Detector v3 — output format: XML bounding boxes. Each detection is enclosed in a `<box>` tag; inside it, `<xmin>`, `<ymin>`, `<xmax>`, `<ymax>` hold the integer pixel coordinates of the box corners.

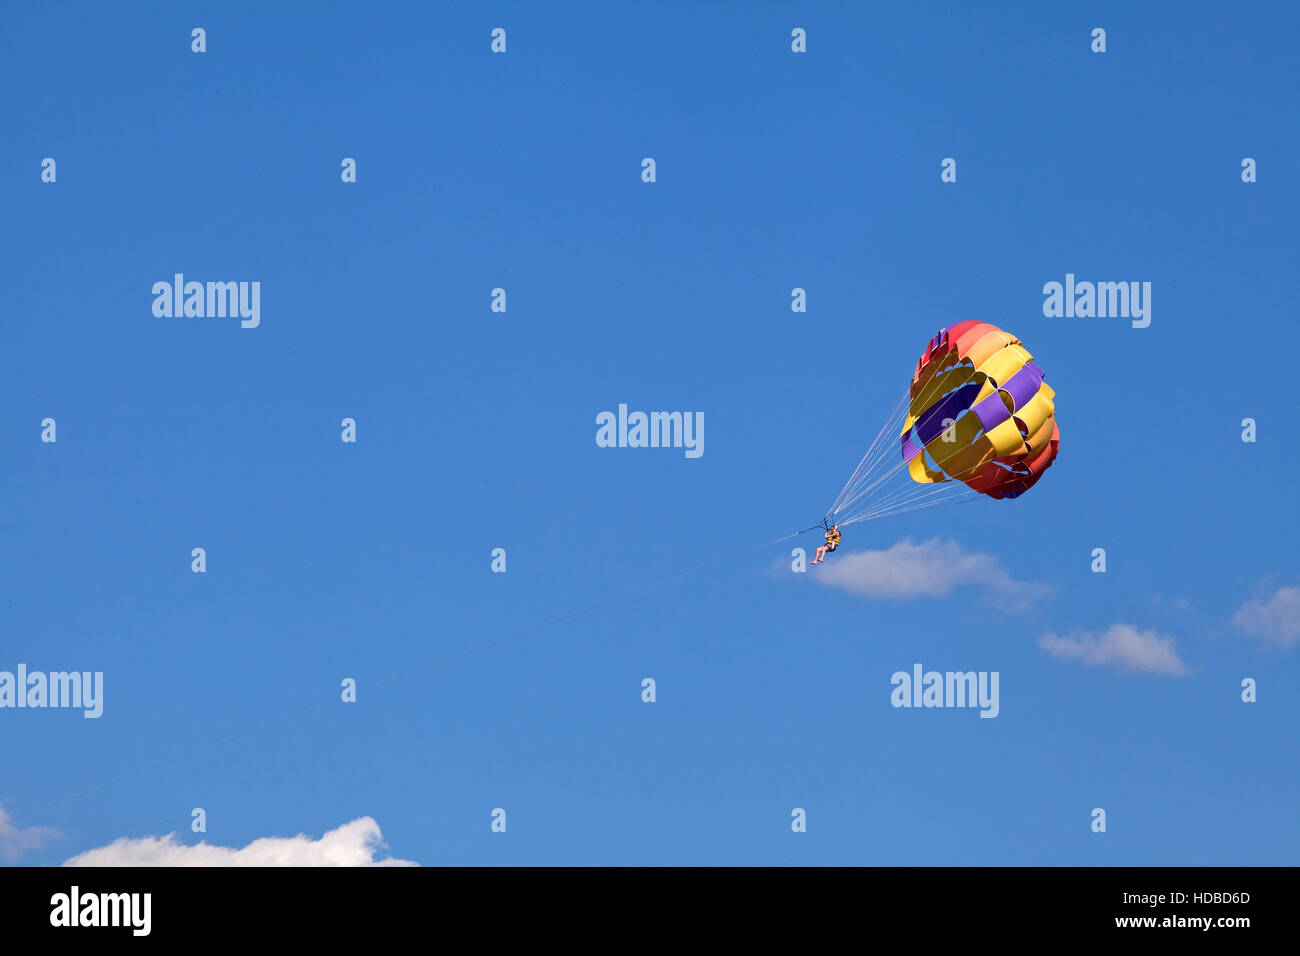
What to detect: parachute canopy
<box><xmin>828</xmin><ymin>322</ymin><xmax>1060</xmax><ymax>526</ymax></box>
<box><xmin>903</xmin><ymin>321</ymin><xmax>1060</xmax><ymax>499</ymax></box>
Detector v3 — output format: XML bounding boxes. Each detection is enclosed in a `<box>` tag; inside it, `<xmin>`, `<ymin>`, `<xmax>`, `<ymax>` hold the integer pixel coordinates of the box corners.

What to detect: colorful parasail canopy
<box><xmin>901</xmin><ymin>321</ymin><xmax>1060</xmax><ymax>500</ymax></box>
<box><xmin>826</xmin><ymin>322</ymin><xmax>1060</xmax><ymax>526</ymax></box>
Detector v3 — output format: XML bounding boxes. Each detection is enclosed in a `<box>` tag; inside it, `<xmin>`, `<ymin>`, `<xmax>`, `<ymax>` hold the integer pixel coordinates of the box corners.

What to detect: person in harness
<box><xmin>811</xmin><ymin>524</ymin><xmax>841</xmax><ymax>565</ymax></box>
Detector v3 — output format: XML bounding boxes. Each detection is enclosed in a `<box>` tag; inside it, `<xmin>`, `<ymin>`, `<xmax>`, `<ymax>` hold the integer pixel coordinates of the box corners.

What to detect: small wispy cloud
<box><xmin>1146</xmin><ymin>593</ymin><xmax>1196</xmax><ymax>615</ymax></box>
<box><xmin>1038</xmin><ymin>623</ymin><xmax>1190</xmax><ymax>676</ymax></box>
<box><xmin>0</xmin><ymin>804</ymin><xmax>60</xmax><ymax>862</ymax></box>
<box><xmin>811</xmin><ymin>537</ymin><xmax>1053</xmax><ymax>610</ymax></box>
<box><xmin>1232</xmin><ymin>585</ymin><xmax>1300</xmax><ymax>649</ymax></box>
<box><xmin>63</xmin><ymin>816</ymin><xmax>417</xmax><ymax>867</ymax></box>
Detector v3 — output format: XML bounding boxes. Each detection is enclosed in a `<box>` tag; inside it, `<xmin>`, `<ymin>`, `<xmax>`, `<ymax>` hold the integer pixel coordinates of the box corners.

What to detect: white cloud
<box><xmin>1232</xmin><ymin>586</ymin><xmax>1300</xmax><ymax>649</ymax></box>
<box><xmin>63</xmin><ymin>816</ymin><xmax>417</xmax><ymax>867</ymax></box>
<box><xmin>1038</xmin><ymin>623</ymin><xmax>1189</xmax><ymax>676</ymax></box>
<box><xmin>1147</xmin><ymin>593</ymin><xmax>1196</xmax><ymax>614</ymax></box>
<box><xmin>0</xmin><ymin>804</ymin><xmax>59</xmax><ymax>862</ymax></box>
<box><xmin>812</xmin><ymin>537</ymin><xmax>1052</xmax><ymax>609</ymax></box>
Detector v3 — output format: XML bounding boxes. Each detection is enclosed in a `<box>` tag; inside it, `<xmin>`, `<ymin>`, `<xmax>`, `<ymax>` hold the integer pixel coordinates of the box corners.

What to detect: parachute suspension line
<box><xmin>841</xmin><ymin>389</ymin><xmax>908</xmax><ymax>497</ymax></box>
<box><xmin>837</xmin><ymin>405</ymin><xmax>968</xmax><ymax>516</ymax></box>
<box><xmin>827</xmin><ymin>389</ymin><xmax>909</xmax><ymax>517</ymax></box>
<box><xmin>835</xmin><ymin>443</ymin><xmax>913</xmax><ymax>513</ymax></box>
<box><xmin>840</xmin><ymin>480</ymin><xmax>979</xmax><ymax>526</ymax></box>
<box><xmin>843</xmin><ymin>488</ymin><xmax>983</xmax><ymax>526</ymax></box>
<box><xmin>830</xmin><ymin>356</ymin><xmax>996</xmax><ymax>525</ymax></box>
<box><xmin>839</xmin><ymin>416</ymin><xmax>992</xmax><ymax>522</ymax></box>
<box><xmin>864</xmin><ymin>350</ymin><xmax>1053</xmax><ymax>517</ymax></box>
<box><xmin>826</xmin><ymin>321</ymin><xmax>1059</xmax><ymax>528</ymax></box>
<box><xmin>835</xmin><ymin>469</ymin><xmax>963</xmax><ymax>526</ymax></box>
<box><xmin>844</xmin><ymin>417</ymin><xmax>991</xmax><ymax>516</ymax></box>
<box><xmin>829</xmin><ymin>392</ymin><xmax>911</xmax><ymax>519</ymax></box>
<box><xmin>854</xmin><ymin>475</ymin><xmax>959</xmax><ymax>518</ymax></box>
<box><xmin>832</xmin><ymin>357</ymin><xmax>989</xmax><ymax>518</ymax></box>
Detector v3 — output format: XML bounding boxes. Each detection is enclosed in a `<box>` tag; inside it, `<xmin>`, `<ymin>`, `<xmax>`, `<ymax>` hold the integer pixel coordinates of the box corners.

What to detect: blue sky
<box><xmin>2</xmin><ymin>1</ymin><xmax>1297</xmax><ymax>866</ymax></box>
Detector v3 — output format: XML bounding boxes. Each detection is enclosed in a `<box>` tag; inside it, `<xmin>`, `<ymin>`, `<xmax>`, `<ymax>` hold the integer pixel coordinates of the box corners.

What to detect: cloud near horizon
<box><xmin>0</xmin><ymin>804</ymin><xmax>59</xmax><ymax>862</ymax></box>
<box><xmin>1038</xmin><ymin>623</ymin><xmax>1190</xmax><ymax>676</ymax></box>
<box><xmin>1232</xmin><ymin>585</ymin><xmax>1300</xmax><ymax>649</ymax></box>
<box><xmin>811</xmin><ymin>537</ymin><xmax>1052</xmax><ymax>610</ymax></box>
<box><xmin>63</xmin><ymin>816</ymin><xmax>417</xmax><ymax>867</ymax></box>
